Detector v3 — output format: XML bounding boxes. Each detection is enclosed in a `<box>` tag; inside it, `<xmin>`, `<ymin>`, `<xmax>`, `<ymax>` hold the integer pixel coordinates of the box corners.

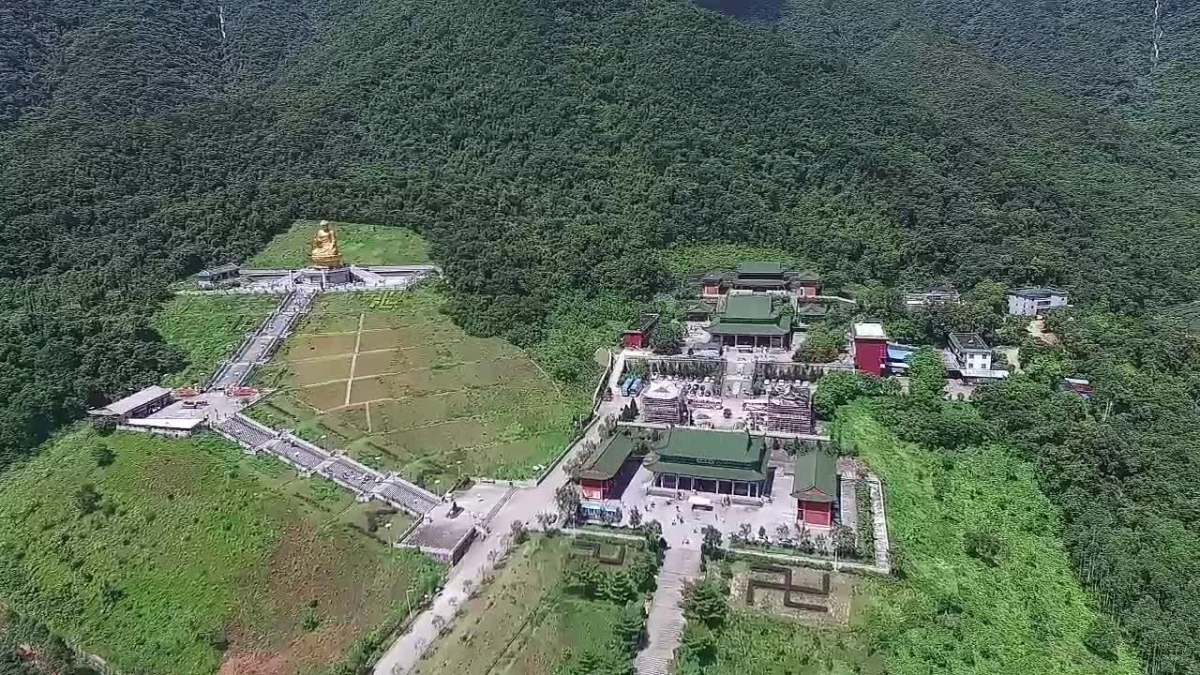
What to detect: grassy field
<box><xmin>0</xmin><ymin>428</ymin><xmax>442</xmax><ymax>675</ymax></box>
<box><xmin>154</xmin><ymin>293</ymin><xmax>279</xmax><ymax>388</ymax></box>
<box><xmin>678</xmin><ymin>405</ymin><xmax>1140</xmax><ymax>675</ymax></box>
<box><xmin>249</xmin><ymin>220</ymin><xmax>430</xmax><ymax>269</ymax></box>
<box><xmin>413</xmin><ymin>537</ymin><xmax>634</xmax><ymax>675</ymax></box>
<box><xmin>249</xmin><ymin>289</ymin><xmax>590</xmax><ymax>490</ymax></box>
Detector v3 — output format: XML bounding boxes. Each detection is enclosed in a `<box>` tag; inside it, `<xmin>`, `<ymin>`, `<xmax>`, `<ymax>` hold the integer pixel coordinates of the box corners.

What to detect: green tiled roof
<box><xmin>732</xmin><ymin>278</ymin><xmax>788</xmax><ymax>289</ymax></box>
<box><xmin>584</xmin><ymin>428</ymin><xmax>771</xmax><ymax>483</ymax></box>
<box><xmin>683</xmin><ymin>299</ymin><xmax>716</xmax><ymax>316</ymax></box>
<box><xmin>707</xmin><ymin>318</ymin><xmax>792</xmax><ymax>336</ymax></box>
<box><xmin>710</xmin><ymin>295</ymin><xmax>792</xmax><ymax>336</ymax></box>
<box><xmin>795</xmin><ymin>302</ymin><xmax>828</xmax><ymax>317</ymax></box>
<box><xmin>579</xmin><ymin>433</ymin><xmax>640</xmax><ymax>481</ymax></box>
<box><xmin>660</xmin><ymin>428</ymin><xmax>763</xmax><ymax>461</ymax></box>
<box><xmin>646</xmin><ymin>458</ymin><xmax>769</xmax><ymax>482</ymax></box>
<box><xmin>722</xmin><ymin>294</ymin><xmax>777</xmax><ymax>320</ymax></box>
<box><xmin>792</xmin><ymin>450</ymin><xmax>838</xmax><ymax>502</ymax></box>
<box><xmin>645</xmin><ymin>429</ymin><xmax>770</xmax><ymax>482</ymax></box>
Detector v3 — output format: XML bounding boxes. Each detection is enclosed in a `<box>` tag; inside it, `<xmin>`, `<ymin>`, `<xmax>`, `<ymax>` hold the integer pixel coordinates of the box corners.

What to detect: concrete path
<box><xmin>839</xmin><ymin>475</ymin><xmax>858</xmax><ymax>534</ymax></box>
<box><xmin>209</xmin><ymin>289</ymin><xmax>315</xmax><ymax>390</ymax></box>
<box><xmin>635</xmin><ymin>547</ymin><xmax>702</xmax><ymax>675</ymax></box>
<box><xmin>866</xmin><ymin>475</ymin><xmax>891</xmax><ymax>573</ymax></box>
<box><xmin>372</xmin><ymin>396</ymin><xmax>624</xmax><ymax>675</ymax></box>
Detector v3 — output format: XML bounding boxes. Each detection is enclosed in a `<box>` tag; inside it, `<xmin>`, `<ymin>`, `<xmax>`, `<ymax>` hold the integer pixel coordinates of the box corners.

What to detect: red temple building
<box><xmin>622</xmin><ymin>313</ymin><xmax>660</xmax><ymax>350</ymax></box>
<box><xmin>792</xmin><ymin>449</ymin><xmax>837</xmax><ymax>528</ymax></box>
<box><xmin>851</xmin><ymin>322</ymin><xmax>889</xmax><ymax>377</ymax></box>
<box><xmin>792</xmin><ymin>271</ymin><xmax>822</xmax><ymax>298</ymax></box>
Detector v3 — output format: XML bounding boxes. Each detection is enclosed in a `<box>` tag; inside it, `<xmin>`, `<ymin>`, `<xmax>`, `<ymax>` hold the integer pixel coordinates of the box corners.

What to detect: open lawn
<box><xmin>0</xmin><ymin>428</ymin><xmax>442</xmax><ymax>675</ymax></box>
<box><xmin>154</xmin><ymin>293</ymin><xmax>279</xmax><ymax>388</ymax></box>
<box><xmin>248</xmin><ymin>220</ymin><xmax>430</xmax><ymax>269</ymax></box>
<box><xmin>249</xmin><ymin>289</ymin><xmax>589</xmax><ymax>490</ymax></box>
<box><xmin>413</xmin><ymin>536</ymin><xmax>636</xmax><ymax>675</ymax></box>
<box><xmin>678</xmin><ymin>405</ymin><xmax>1141</xmax><ymax>675</ymax></box>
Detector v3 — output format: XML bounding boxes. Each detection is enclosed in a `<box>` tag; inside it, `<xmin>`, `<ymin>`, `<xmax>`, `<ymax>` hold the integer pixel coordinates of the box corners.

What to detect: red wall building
<box><xmin>794</xmin><ymin>280</ymin><xmax>821</xmax><ymax>298</ymax></box>
<box><xmin>851</xmin><ymin>322</ymin><xmax>889</xmax><ymax>378</ymax></box>
<box><xmin>797</xmin><ymin>501</ymin><xmax>833</xmax><ymax>527</ymax></box>
<box><xmin>792</xmin><ymin>450</ymin><xmax>837</xmax><ymax>528</ymax></box>
<box><xmin>580</xmin><ymin>477</ymin><xmax>615</xmax><ymax>500</ymax></box>
<box><xmin>622</xmin><ymin>313</ymin><xmax>660</xmax><ymax>350</ymax></box>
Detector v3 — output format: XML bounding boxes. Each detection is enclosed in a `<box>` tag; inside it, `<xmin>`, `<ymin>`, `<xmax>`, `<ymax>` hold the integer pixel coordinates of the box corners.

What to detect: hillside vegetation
<box><xmin>1</xmin><ymin>0</ymin><xmax>1199</xmax><ymax>671</ymax></box>
<box><xmin>0</xmin><ymin>428</ymin><xmax>442</xmax><ymax>674</ymax></box>
<box><xmin>2</xmin><ymin>0</ymin><xmax>1197</xmax><ymax>473</ymax></box>
<box><xmin>679</xmin><ymin>405</ymin><xmax>1139</xmax><ymax>675</ymax></box>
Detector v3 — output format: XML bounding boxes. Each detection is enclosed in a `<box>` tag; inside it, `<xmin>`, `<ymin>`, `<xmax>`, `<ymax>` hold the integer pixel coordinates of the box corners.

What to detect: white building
<box><xmin>1007</xmin><ymin>287</ymin><xmax>1068</xmax><ymax>316</ymax></box>
<box><xmin>948</xmin><ymin>333</ymin><xmax>992</xmax><ymax>371</ymax></box>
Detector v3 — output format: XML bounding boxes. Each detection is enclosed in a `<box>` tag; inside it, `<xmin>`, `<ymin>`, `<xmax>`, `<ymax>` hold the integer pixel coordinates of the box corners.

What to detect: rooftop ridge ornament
<box><xmin>310</xmin><ymin>220</ymin><xmax>344</xmax><ymax>269</ymax></box>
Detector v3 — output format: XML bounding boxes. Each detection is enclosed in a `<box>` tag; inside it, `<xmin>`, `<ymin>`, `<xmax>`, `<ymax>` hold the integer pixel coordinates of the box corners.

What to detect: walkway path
<box><xmin>209</xmin><ymin>289</ymin><xmax>315</xmax><ymax>390</ymax></box>
<box><xmin>866</xmin><ymin>475</ymin><xmax>891</xmax><ymax>573</ymax></box>
<box><xmin>635</xmin><ymin>547</ymin><xmax>702</xmax><ymax>675</ymax></box>
<box><xmin>372</xmin><ymin>395</ymin><xmax>624</xmax><ymax>675</ymax></box>
<box><xmin>214</xmin><ymin>413</ymin><xmax>440</xmax><ymax>516</ymax></box>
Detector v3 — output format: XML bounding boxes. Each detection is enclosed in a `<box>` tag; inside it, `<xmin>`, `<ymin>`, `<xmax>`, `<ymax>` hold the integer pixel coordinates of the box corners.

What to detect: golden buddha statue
<box><xmin>310</xmin><ymin>220</ymin><xmax>344</xmax><ymax>268</ymax></box>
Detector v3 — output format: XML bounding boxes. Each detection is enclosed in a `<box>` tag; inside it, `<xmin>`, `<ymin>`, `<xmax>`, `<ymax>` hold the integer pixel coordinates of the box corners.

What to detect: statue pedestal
<box><xmin>300</xmin><ymin>266</ymin><xmax>352</xmax><ymax>287</ymax></box>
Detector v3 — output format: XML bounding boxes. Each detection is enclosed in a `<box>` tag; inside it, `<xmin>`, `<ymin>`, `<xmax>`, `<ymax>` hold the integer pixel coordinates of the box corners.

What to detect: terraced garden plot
<box><xmin>288</xmin><ymin>355</ymin><xmax>354</xmax><ymax>386</ymax></box>
<box><xmin>250</xmin><ymin>289</ymin><xmax>588</xmax><ymax>490</ymax></box>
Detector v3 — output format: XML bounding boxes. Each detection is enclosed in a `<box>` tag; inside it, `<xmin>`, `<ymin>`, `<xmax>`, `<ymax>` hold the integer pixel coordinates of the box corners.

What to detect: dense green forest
<box><xmin>1</xmin><ymin>0</ymin><xmax>1199</xmax><ymax>672</ymax></box>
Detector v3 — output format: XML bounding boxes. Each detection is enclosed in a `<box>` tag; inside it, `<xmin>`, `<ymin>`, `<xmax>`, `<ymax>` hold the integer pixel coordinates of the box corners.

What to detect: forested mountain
<box><xmin>1</xmin><ymin>0</ymin><xmax>1199</xmax><ymax>669</ymax></box>
<box><xmin>766</xmin><ymin>0</ymin><xmax>1200</xmax><ymax>153</ymax></box>
<box><xmin>2</xmin><ymin>0</ymin><xmax>1197</xmax><ymax>472</ymax></box>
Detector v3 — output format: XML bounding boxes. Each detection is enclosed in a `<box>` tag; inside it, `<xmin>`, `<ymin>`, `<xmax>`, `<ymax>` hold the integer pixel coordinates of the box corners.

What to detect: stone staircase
<box><xmin>839</xmin><ymin>475</ymin><xmax>858</xmax><ymax>533</ymax></box>
<box><xmin>635</xmin><ymin>547</ymin><xmax>703</xmax><ymax>675</ymax></box>
<box><xmin>866</xmin><ymin>475</ymin><xmax>891</xmax><ymax>573</ymax></box>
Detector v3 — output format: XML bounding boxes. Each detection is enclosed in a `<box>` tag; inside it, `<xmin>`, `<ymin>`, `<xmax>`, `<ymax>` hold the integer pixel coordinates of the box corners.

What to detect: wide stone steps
<box><xmin>636</xmin><ymin>547</ymin><xmax>702</xmax><ymax>675</ymax></box>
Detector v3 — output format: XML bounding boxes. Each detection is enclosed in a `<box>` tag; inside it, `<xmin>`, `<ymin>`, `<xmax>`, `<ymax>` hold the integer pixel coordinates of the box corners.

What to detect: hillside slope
<box><xmin>2</xmin><ymin>0</ymin><xmax>1197</xmax><ymax>485</ymax></box>
<box><xmin>770</xmin><ymin>0</ymin><xmax>1199</xmax><ymax>152</ymax></box>
<box><xmin>0</xmin><ymin>0</ymin><xmax>1197</xmax><ymax>671</ymax></box>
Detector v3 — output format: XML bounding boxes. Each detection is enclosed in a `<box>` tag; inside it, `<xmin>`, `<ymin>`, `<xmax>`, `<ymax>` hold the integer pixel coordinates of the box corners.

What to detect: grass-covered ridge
<box><xmin>248</xmin><ymin>220</ymin><xmax>431</xmax><ymax>269</ymax></box>
<box><xmin>0</xmin><ymin>428</ymin><xmax>442</xmax><ymax>675</ymax></box>
<box><xmin>680</xmin><ymin>404</ymin><xmax>1139</xmax><ymax>674</ymax></box>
